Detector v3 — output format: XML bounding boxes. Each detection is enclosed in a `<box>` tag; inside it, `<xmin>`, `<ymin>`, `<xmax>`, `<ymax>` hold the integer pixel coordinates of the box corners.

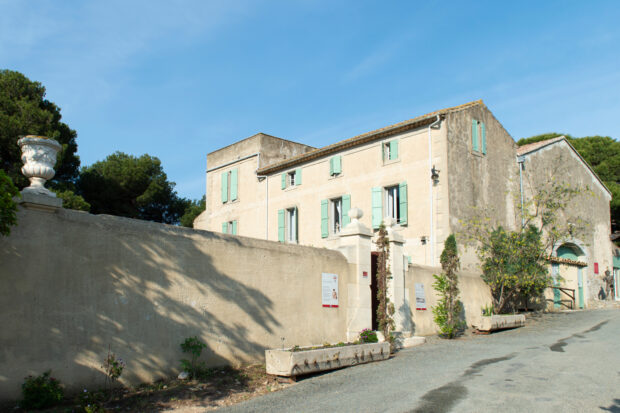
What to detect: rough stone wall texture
<box><xmin>405</xmin><ymin>264</ymin><xmax>493</xmax><ymax>335</ymax></box>
<box><xmin>0</xmin><ymin>207</ymin><xmax>352</xmax><ymax>400</ymax></box>
<box><xmin>520</xmin><ymin>140</ymin><xmax>613</xmax><ymax>303</ymax></box>
<box><xmin>445</xmin><ymin>105</ymin><xmax>518</xmax><ymax>270</ymax></box>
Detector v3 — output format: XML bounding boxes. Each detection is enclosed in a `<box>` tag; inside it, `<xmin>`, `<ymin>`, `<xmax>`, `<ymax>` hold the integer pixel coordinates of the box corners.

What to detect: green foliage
<box><xmin>77</xmin><ymin>389</ymin><xmax>105</xmax><ymax>413</ymax></box>
<box><xmin>479</xmin><ymin>226</ymin><xmax>550</xmax><ymax>314</ymax></box>
<box><xmin>432</xmin><ymin>235</ymin><xmax>465</xmax><ymax>338</ymax></box>
<box><xmin>20</xmin><ymin>370</ymin><xmax>64</xmax><ymax>409</ymax></box>
<box><xmin>0</xmin><ymin>170</ymin><xmax>19</xmax><ymax>236</ymax></box>
<box><xmin>180</xmin><ymin>336</ymin><xmax>208</xmax><ymax>379</ymax></box>
<box><xmin>358</xmin><ymin>328</ymin><xmax>378</xmax><ymax>343</ymax></box>
<box><xmin>481</xmin><ymin>304</ymin><xmax>494</xmax><ymax>316</ymax></box>
<box><xmin>375</xmin><ymin>224</ymin><xmax>395</xmax><ymax>346</ymax></box>
<box><xmin>180</xmin><ymin>195</ymin><xmax>206</xmax><ymax>228</ymax></box>
<box><xmin>518</xmin><ymin>133</ymin><xmax>620</xmax><ymax>231</ymax></box>
<box><xmin>0</xmin><ymin>70</ymin><xmax>80</xmax><ymax>189</ymax></box>
<box><xmin>102</xmin><ymin>348</ymin><xmax>125</xmax><ymax>391</ymax></box>
<box><xmin>52</xmin><ymin>187</ymin><xmax>91</xmax><ymax>211</ymax></box>
<box><xmin>77</xmin><ymin>152</ymin><xmax>190</xmax><ymax>224</ymax></box>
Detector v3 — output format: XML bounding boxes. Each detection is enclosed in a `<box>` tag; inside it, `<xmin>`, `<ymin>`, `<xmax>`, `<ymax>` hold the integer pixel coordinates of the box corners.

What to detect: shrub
<box><xmin>180</xmin><ymin>336</ymin><xmax>208</xmax><ymax>379</ymax></box>
<box><xmin>0</xmin><ymin>170</ymin><xmax>19</xmax><ymax>237</ymax></box>
<box><xmin>432</xmin><ymin>234</ymin><xmax>465</xmax><ymax>338</ymax></box>
<box><xmin>359</xmin><ymin>328</ymin><xmax>378</xmax><ymax>343</ymax></box>
<box><xmin>102</xmin><ymin>348</ymin><xmax>125</xmax><ymax>391</ymax></box>
<box><xmin>20</xmin><ymin>370</ymin><xmax>64</xmax><ymax>409</ymax></box>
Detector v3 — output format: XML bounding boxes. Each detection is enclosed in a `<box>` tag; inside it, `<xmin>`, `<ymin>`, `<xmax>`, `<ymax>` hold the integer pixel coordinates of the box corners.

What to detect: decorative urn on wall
<box><xmin>17</xmin><ymin>135</ymin><xmax>62</xmax><ymax>197</ymax></box>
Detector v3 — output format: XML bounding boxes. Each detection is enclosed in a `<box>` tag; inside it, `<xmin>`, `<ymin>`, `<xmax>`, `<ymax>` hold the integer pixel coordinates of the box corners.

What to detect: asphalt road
<box><xmin>218</xmin><ymin>309</ymin><xmax>620</xmax><ymax>413</ymax></box>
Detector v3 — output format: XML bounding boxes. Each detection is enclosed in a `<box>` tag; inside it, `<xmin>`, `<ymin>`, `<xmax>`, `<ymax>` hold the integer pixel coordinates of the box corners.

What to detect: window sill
<box><xmin>383</xmin><ymin>158</ymin><xmax>401</xmax><ymax>166</ymax></box>
<box><xmin>471</xmin><ymin>151</ymin><xmax>486</xmax><ymax>158</ymax></box>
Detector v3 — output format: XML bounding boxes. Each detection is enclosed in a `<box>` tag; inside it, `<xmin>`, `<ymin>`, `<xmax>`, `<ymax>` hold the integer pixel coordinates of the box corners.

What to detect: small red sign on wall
<box><xmin>594</xmin><ymin>262</ymin><xmax>599</xmax><ymax>274</ymax></box>
<box><xmin>363</xmin><ymin>271</ymin><xmax>368</xmax><ymax>277</ymax></box>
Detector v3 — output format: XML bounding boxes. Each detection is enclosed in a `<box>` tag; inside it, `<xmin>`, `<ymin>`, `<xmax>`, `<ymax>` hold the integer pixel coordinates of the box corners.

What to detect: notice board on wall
<box><xmin>322</xmin><ymin>273</ymin><xmax>339</xmax><ymax>308</ymax></box>
<box><xmin>414</xmin><ymin>283</ymin><xmax>427</xmax><ymax>310</ymax></box>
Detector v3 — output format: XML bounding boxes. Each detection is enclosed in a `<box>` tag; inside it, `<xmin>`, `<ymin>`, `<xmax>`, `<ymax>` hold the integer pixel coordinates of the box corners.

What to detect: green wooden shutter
<box><xmin>281</xmin><ymin>173</ymin><xmax>286</xmax><ymax>189</ymax></box>
<box><xmin>399</xmin><ymin>182</ymin><xmax>408</xmax><ymax>225</ymax></box>
<box><xmin>389</xmin><ymin>140</ymin><xmax>399</xmax><ymax>160</ymax></box>
<box><xmin>295</xmin><ymin>168</ymin><xmax>302</xmax><ymax>185</ymax></box>
<box><xmin>333</xmin><ymin>156</ymin><xmax>342</xmax><ymax>174</ymax></box>
<box><xmin>321</xmin><ymin>200</ymin><xmax>329</xmax><ymax>238</ymax></box>
<box><xmin>329</xmin><ymin>157</ymin><xmax>334</xmax><ymax>176</ymax></box>
<box><xmin>342</xmin><ymin>194</ymin><xmax>351</xmax><ymax>227</ymax></box>
<box><xmin>294</xmin><ymin>206</ymin><xmax>299</xmax><ymax>241</ymax></box>
<box><xmin>372</xmin><ymin>187</ymin><xmax>382</xmax><ymax>229</ymax></box>
<box><xmin>222</xmin><ymin>222</ymin><xmax>228</xmax><ymax>234</ymax></box>
<box><xmin>231</xmin><ymin>220</ymin><xmax>237</xmax><ymax>235</ymax></box>
<box><xmin>472</xmin><ymin>119</ymin><xmax>479</xmax><ymax>152</ymax></box>
<box><xmin>481</xmin><ymin>122</ymin><xmax>487</xmax><ymax>154</ymax></box>
<box><xmin>230</xmin><ymin>168</ymin><xmax>238</xmax><ymax>201</ymax></box>
<box><xmin>221</xmin><ymin>172</ymin><xmax>228</xmax><ymax>203</ymax></box>
<box><xmin>278</xmin><ymin>209</ymin><xmax>285</xmax><ymax>242</ymax></box>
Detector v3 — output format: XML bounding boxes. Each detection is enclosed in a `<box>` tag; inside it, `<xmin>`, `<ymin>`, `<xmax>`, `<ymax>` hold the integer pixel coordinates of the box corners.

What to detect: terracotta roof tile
<box><xmin>516</xmin><ymin>136</ymin><xmax>565</xmax><ymax>156</ymax></box>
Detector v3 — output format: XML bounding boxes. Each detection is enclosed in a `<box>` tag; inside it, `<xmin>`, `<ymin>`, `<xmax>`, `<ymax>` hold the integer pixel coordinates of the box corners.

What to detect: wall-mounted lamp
<box><xmin>421</xmin><ymin>235</ymin><xmax>428</xmax><ymax>245</ymax></box>
<box><xmin>431</xmin><ymin>165</ymin><xmax>440</xmax><ymax>184</ymax></box>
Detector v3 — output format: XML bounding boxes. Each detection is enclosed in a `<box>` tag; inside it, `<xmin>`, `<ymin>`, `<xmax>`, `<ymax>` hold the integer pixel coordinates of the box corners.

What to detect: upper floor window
<box><xmin>281</xmin><ymin>168</ymin><xmax>302</xmax><ymax>189</ymax></box>
<box><xmin>383</xmin><ymin>139</ymin><xmax>399</xmax><ymax>162</ymax></box>
<box><xmin>221</xmin><ymin>168</ymin><xmax>238</xmax><ymax>203</ymax></box>
<box><xmin>321</xmin><ymin>195</ymin><xmax>351</xmax><ymax>238</ymax></box>
<box><xmin>371</xmin><ymin>183</ymin><xmax>408</xmax><ymax>229</ymax></box>
<box><xmin>329</xmin><ymin>156</ymin><xmax>342</xmax><ymax>176</ymax></box>
<box><xmin>471</xmin><ymin>119</ymin><xmax>487</xmax><ymax>155</ymax></box>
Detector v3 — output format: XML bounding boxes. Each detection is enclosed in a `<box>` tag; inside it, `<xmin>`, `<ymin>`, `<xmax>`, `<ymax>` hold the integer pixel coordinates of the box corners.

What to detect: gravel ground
<box><xmin>216</xmin><ymin>309</ymin><xmax>620</xmax><ymax>413</ymax></box>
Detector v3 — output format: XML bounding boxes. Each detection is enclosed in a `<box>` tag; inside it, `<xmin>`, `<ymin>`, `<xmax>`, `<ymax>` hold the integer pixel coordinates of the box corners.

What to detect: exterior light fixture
<box><xmin>421</xmin><ymin>235</ymin><xmax>428</xmax><ymax>245</ymax></box>
<box><xmin>431</xmin><ymin>165</ymin><xmax>440</xmax><ymax>183</ymax></box>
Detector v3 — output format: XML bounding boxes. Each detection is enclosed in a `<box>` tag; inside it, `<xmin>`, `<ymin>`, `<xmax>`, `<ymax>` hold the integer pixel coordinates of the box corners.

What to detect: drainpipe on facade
<box><xmin>517</xmin><ymin>155</ymin><xmax>525</xmax><ymax>229</ymax></box>
<box><xmin>428</xmin><ymin>115</ymin><xmax>441</xmax><ymax>266</ymax></box>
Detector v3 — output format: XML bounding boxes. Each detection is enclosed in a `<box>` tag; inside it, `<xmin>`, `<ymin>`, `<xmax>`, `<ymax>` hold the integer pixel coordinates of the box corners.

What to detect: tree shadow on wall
<box><xmin>35</xmin><ymin>214</ymin><xmax>282</xmax><ymax>392</ymax></box>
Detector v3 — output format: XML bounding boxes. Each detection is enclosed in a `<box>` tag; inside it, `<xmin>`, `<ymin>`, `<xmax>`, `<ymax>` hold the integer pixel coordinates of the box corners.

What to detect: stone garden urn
<box><xmin>17</xmin><ymin>135</ymin><xmax>62</xmax><ymax>197</ymax></box>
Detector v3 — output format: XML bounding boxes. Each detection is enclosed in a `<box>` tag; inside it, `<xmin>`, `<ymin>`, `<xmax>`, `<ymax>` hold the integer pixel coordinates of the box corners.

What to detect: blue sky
<box><xmin>2</xmin><ymin>0</ymin><xmax>619</xmax><ymax>200</ymax></box>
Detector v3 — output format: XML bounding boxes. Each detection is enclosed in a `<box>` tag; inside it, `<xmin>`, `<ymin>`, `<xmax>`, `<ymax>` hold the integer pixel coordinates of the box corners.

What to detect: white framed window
<box><xmin>383</xmin><ymin>139</ymin><xmax>399</xmax><ymax>162</ymax></box>
<box><xmin>288</xmin><ymin>171</ymin><xmax>296</xmax><ymax>186</ymax></box>
<box><xmin>286</xmin><ymin>207</ymin><xmax>297</xmax><ymax>242</ymax></box>
<box><xmin>332</xmin><ymin>197</ymin><xmax>342</xmax><ymax>234</ymax></box>
<box><xmin>385</xmin><ymin>186</ymin><xmax>400</xmax><ymax>221</ymax></box>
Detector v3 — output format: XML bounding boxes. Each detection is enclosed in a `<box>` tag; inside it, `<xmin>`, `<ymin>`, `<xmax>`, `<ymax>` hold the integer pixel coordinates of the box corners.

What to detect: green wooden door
<box><xmin>578</xmin><ymin>267</ymin><xmax>584</xmax><ymax>309</ymax></box>
<box><xmin>552</xmin><ymin>264</ymin><xmax>561</xmax><ymax>308</ymax></box>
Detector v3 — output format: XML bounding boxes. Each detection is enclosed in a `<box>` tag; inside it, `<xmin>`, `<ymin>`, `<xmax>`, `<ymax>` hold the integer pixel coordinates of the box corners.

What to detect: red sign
<box><xmin>363</xmin><ymin>271</ymin><xmax>368</xmax><ymax>277</ymax></box>
<box><xmin>594</xmin><ymin>262</ymin><xmax>599</xmax><ymax>274</ymax></box>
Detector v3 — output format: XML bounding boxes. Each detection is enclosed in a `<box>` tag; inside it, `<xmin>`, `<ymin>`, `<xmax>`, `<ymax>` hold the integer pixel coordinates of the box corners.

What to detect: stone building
<box><xmin>194</xmin><ymin>100</ymin><xmax>614</xmax><ymax>306</ymax></box>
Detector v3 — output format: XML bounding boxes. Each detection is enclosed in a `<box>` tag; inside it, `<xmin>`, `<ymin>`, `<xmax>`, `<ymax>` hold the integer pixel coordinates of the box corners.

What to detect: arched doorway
<box><xmin>555</xmin><ymin>243</ymin><xmax>586</xmax><ymax>309</ymax></box>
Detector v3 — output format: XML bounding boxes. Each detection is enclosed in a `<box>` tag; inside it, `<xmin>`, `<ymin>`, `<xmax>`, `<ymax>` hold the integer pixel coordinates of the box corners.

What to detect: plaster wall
<box><xmin>0</xmin><ymin>206</ymin><xmax>353</xmax><ymax>400</ymax></box>
<box><xmin>208</xmin><ymin>124</ymin><xmax>449</xmax><ymax>266</ymax></box>
<box><xmin>405</xmin><ymin>264</ymin><xmax>493</xmax><ymax>336</ymax></box>
<box><xmin>445</xmin><ymin>106</ymin><xmax>518</xmax><ymax>270</ymax></box>
<box><xmin>521</xmin><ymin>140</ymin><xmax>613</xmax><ymax>304</ymax></box>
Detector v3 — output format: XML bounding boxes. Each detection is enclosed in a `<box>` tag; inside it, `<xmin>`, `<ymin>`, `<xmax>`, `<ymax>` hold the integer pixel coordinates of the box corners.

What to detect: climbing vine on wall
<box><xmin>375</xmin><ymin>224</ymin><xmax>395</xmax><ymax>345</ymax></box>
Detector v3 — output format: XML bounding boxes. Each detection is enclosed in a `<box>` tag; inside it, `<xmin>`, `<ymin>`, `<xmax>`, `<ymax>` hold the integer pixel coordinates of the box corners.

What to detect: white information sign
<box><xmin>414</xmin><ymin>283</ymin><xmax>427</xmax><ymax>310</ymax></box>
<box><xmin>322</xmin><ymin>273</ymin><xmax>339</xmax><ymax>308</ymax></box>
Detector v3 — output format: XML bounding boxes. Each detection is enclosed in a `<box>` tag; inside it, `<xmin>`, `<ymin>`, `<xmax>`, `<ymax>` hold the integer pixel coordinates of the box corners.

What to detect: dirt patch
<box><xmin>5</xmin><ymin>365</ymin><xmax>292</xmax><ymax>412</ymax></box>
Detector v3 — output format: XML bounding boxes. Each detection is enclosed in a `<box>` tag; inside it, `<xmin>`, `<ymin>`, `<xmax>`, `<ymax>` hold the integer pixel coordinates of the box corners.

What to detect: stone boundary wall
<box><xmin>405</xmin><ymin>264</ymin><xmax>493</xmax><ymax>335</ymax></box>
<box><xmin>0</xmin><ymin>207</ymin><xmax>353</xmax><ymax>400</ymax></box>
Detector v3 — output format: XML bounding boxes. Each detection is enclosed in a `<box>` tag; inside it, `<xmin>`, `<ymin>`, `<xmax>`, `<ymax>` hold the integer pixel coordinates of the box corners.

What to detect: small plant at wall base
<box><xmin>102</xmin><ymin>346</ymin><xmax>125</xmax><ymax>393</ymax></box>
<box><xmin>180</xmin><ymin>336</ymin><xmax>208</xmax><ymax>379</ymax></box>
<box><xmin>432</xmin><ymin>234</ymin><xmax>465</xmax><ymax>338</ymax></box>
<box><xmin>359</xmin><ymin>328</ymin><xmax>378</xmax><ymax>343</ymax></box>
<box><xmin>20</xmin><ymin>370</ymin><xmax>64</xmax><ymax>409</ymax></box>
<box><xmin>375</xmin><ymin>224</ymin><xmax>395</xmax><ymax>346</ymax></box>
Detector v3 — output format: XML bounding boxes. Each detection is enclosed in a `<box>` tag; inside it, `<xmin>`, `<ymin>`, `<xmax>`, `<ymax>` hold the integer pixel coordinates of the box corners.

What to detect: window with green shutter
<box><xmin>383</xmin><ymin>140</ymin><xmax>399</xmax><ymax>162</ymax></box>
<box><xmin>231</xmin><ymin>220</ymin><xmax>237</xmax><ymax>235</ymax></box>
<box><xmin>222</xmin><ymin>221</ymin><xmax>228</xmax><ymax>233</ymax></box>
<box><xmin>321</xmin><ymin>200</ymin><xmax>329</xmax><ymax>238</ymax></box>
<box><xmin>330</xmin><ymin>156</ymin><xmax>342</xmax><ymax>176</ymax></box>
<box><xmin>372</xmin><ymin>187</ymin><xmax>383</xmax><ymax>229</ymax></box>
<box><xmin>221</xmin><ymin>172</ymin><xmax>229</xmax><ymax>203</ymax></box>
<box><xmin>342</xmin><ymin>194</ymin><xmax>351</xmax><ymax>227</ymax></box>
<box><xmin>230</xmin><ymin>168</ymin><xmax>238</xmax><ymax>201</ymax></box>
<box><xmin>398</xmin><ymin>182</ymin><xmax>408</xmax><ymax>225</ymax></box>
<box><xmin>481</xmin><ymin>122</ymin><xmax>487</xmax><ymax>154</ymax></box>
<box><xmin>281</xmin><ymin>173</ymin><xmax>287</xmax><ymax>190</ymax></box>
<box><xmin>295</xmin><ymin>168</ymin><xmax>302</xmax><ymax>185</ymax></box>
<box><xmin>472</xmin><ymin>119</ymin><xmax>479</xmax><ymax>152</ymax></box>
<box><xmin>278</xmin><ymin>209</ymin><xmax>285</xmax><ymax>242</ymax></box>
